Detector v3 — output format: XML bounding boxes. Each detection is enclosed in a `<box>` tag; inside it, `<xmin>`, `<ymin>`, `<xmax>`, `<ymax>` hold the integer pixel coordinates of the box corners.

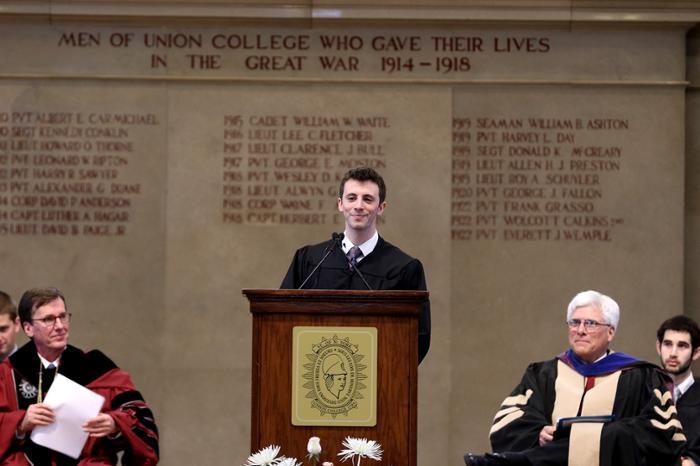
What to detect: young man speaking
<box><xmin>280</xmin><ymin>167</ymin><xmax>431</xmax><ymax>363</ymax></box>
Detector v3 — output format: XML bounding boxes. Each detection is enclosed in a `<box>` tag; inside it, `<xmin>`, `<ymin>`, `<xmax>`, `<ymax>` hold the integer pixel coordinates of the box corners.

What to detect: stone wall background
<box><xmin>0</xmin><ymin>1</ymin><xmax>698</xmax><ymax>464</ymax></box>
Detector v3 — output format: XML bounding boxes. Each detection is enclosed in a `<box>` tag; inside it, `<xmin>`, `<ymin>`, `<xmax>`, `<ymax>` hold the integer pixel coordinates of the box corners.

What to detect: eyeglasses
<box><xmin>31</xmin><ymin>312</ymin><xmax>72</xmax><ymax>327</ymax></box>
<box><xmin>566</xmin><ymin>319</ymin><xmax>611</xmax><ymax>332</ymax></box>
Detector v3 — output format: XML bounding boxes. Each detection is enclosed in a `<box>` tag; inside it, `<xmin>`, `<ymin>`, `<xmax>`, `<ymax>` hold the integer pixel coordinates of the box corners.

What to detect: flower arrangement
<box><xmin>245</xmin><ymin>436</ymin><xmax>383</xmax><ymax>466</ymax></box>
<box><xmin>244</xmin><ymin>445</ymin><xmax>295</xmax><ymax>466</ymax></box>
<box><xmin>338</xmin><ymin>437</ymin><xmax>383</xmax><ymax>466</ymax></box>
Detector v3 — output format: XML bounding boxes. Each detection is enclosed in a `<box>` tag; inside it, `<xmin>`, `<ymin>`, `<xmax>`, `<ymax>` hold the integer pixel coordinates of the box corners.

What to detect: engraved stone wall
<box><xmin>0</xmin><ymin>14</ymin><xmax>692</xmax><ymax>465</ymax></box>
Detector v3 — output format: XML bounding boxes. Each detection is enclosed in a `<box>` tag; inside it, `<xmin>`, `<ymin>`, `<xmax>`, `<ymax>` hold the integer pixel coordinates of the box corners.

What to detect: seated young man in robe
<box><xmin>656</xmin><ymin>315</ymin><xmax>700</xmax><ymax>466</ymax></box>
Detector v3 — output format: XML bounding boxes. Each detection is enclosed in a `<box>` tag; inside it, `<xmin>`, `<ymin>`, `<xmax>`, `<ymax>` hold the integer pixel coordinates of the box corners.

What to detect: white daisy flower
<box><xmin>338</xmin><ymin>437</ymin><xmax>383</xmax><ymax>465</ymax></box>
<box><xmin>276</xmin><ymin>458</ymin><xmax>302</xmax><ymax>466</ymax></box>
<box><xmin>245</xmin><ymin>445</ymin><xmax>282</xmax><ymax>466</ymax></box>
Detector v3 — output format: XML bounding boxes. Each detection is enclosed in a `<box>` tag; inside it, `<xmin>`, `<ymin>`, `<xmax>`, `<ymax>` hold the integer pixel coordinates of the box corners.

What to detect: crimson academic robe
<box><xmin>0</xmin><ymin>341</ymin><xmax>158</xmax><ymax>465</ymax></box>
<box><xmin>489</xmin><ymin>355</ymin><xmax>684</xmax><ymax>466</ymax></box>
<box><xmin>677</xmin><ymin>379</ymin><xmax>700</xmax><ymax>464</ymax></box>
<box><xmin>280</xmin><ymin>236</ymin><xmax>431</xmax><ymax>362</ymax></box>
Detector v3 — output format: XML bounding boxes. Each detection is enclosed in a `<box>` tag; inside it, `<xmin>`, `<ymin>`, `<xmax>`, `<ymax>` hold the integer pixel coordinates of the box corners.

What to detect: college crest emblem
<box><xmin>292</xmin><ymin>327</ymin><xmax>377</xmax><ymax>426</ymax></box>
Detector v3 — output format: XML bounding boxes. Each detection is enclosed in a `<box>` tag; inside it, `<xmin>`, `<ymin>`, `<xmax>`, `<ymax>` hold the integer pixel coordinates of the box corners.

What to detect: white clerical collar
<box><xmin>38</xmin><ymin>353</ymin><xmax>61</xmax><ymax>369</ymax></box>
<box><xmin>676</xmin><ymin>372</ymin><xmax>695</xmax><ymax>398</ymax></box>
<box><xmin>591</xmin><ymin>350</ymin><xmax>610</xmax><ymax>364</ymax></box>
<box><xmin>342</xmin><ymin>230</ymin><xmax>379</xmax><ymax>261</ymax></box>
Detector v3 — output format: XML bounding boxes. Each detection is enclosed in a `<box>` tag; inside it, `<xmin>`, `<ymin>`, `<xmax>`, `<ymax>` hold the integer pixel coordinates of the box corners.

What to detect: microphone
<box><xmin>348</xmin><ymin>252</ymin><xmax>373</xmax><ymax>291</ymax></box>
<box><xmin>298</xmin><ymin>232</ymin><xmax>344</xmax><ymax>289</ymax></box>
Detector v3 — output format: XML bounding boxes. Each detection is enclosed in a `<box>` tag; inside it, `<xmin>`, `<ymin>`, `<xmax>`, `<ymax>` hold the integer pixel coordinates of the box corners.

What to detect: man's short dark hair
<box><xmin>338</xmin><ymin>167</ymin><xmax>387</xmax><ymax>203</ymax></box>
<box><xmin>18</xmin><ymin>287</ymin><xmax>66</xmax><ymax>325</ymax></box>
<box><xmin>0</xmin><ymin>291</ymin><xmax>17</xmax><ymax>321</ymax></box>
<box><xmin>657</xmin><ymin>315</ymin><xmax>700</xmax><ymax>351</ymax></box>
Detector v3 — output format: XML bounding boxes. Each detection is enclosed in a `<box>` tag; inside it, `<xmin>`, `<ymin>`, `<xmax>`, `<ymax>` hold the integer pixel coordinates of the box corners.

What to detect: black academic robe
<box><xmin>280</xmin><ymin>236</ymin><xmax>431</xmax><ymax>362</ymax></box>
<box><xmin>677</xmin><ymin>379</ymin><xmax>700</xmax><ymax>464</ymax></box>
<box><xmin>489</xmin><ymin>358</ymin><xmax>683</xmax><ymax>466</ymax></box>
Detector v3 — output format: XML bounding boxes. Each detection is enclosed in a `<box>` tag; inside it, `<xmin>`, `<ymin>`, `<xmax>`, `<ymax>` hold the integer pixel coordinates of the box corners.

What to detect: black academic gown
<box><xmin>677</xmin><ymin>379</ymin><xmax>700</xmax><ymax>464</ymax></box>
<box><xmin>489</xmin><ymin>358</ymin><xmax>683</xmax><ymax>466</ymax></box>
<box><xmin>280</xmin><ymin>236</ymin><xmax>431</xmax><ymax>362</ymax></box>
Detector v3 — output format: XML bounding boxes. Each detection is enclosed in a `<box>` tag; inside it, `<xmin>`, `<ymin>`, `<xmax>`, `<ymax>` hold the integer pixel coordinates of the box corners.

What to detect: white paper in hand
<box><xmin>30</xmin><ymin>373</ymin><xmax>105</xmax><ymax>459</ymax></box>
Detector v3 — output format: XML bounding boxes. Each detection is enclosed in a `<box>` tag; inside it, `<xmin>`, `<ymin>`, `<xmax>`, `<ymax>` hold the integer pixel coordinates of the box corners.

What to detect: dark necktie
<box><xmin>346</xmin><ymin>246</ymin><xmax>363</xmax><ymax>270</ymax></box>
<box><xmin>42</xmin><ymin>363</ymin><xmax>57</xmax><ymax>393</ymax></box>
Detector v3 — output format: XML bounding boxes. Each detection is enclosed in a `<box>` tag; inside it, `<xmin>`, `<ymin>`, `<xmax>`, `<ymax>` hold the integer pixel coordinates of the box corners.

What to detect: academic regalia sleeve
<box><xmin>281</xmin><ymin>242</ymin><xmax>341</xmax><ymax>290</ymax></box>
<box><xmin>683</xmin><ymin>413</ymin><xmax>700</xmax><ymax>464</ymax></box>
<box><xmin>686</xmin><ymin>431</ymin><xmax>700</xmax><ymax>465</ymax></box>
<box><xmin>0</xmin><ymin>363</ymin><xmax>25</xmax><ymax>463</ymax></box>
<box><xmin>86</xmin><ymin>367</ymin><xmax>159</xmax><ymax>465</ymax></box>
<box><xmin>677</xmin><ymin>383</ymin><xmax>700</xmax><ymax>464</ymax></box>
<box><xmin>281</xmin><ymin>248</ymin><xmax>305</xmax><ymax>289</ymax></box>
<box><xmin>402</xmin><ymin>258</ymin><xmax>430</xmax><ymax>363</ymax></box>
<box><xmin>599</xmin><ymin>368</ymin><xmax>683</xmax><ymax>466</ymax></box>
<box><xmin>418</xmin><ymin>299</ymin><xmax>430</xmax><ymax>364</ymax></box>
<box><xmin>489</xmin><ymin>361</ymin><xmax>554</xmax><ymax>453</ymax></box>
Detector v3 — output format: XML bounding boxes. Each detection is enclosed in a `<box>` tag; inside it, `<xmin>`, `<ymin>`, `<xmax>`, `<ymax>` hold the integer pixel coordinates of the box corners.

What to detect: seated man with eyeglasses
<box><xmin>0</xmin><ymin>287</ymin><xmax>159</xmax><ymax>465</ymax></box>
<box><xmin>465</xmin><ymin>290</ymin><xmax>684</xmax><ymax>466</ymax></box>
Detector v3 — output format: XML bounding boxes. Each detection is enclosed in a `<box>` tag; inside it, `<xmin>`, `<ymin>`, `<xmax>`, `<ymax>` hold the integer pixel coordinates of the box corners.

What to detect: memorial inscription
<box><xmin>452</xmin><ymin>115</ymin><xmax>627</xmax><ymax>241</ymax></box>
<box><xmin>39</xmin><ymin>28</ymin><xmax>555</xmax><ymax>78</ymax></box>
<box><xmin>221</xmin><ymin>113</ymin><xmax>390</xmax><ymax>225</ymax></box>
<box><xmin>0</xmin><ymin>111</ymin><xmax>155</xmax><ymax>236</ymax></box>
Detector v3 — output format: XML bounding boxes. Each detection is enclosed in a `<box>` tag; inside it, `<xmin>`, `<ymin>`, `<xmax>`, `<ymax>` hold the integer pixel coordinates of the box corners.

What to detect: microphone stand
<box><xmin>349</xmin><ymin>259</ymin><xmax>373</xmax><ymax>290</ymax></box>
<box><xmin>298</xmin><ymin>233</ymin><xmax>343</xmax><ymax>289</ymax></box>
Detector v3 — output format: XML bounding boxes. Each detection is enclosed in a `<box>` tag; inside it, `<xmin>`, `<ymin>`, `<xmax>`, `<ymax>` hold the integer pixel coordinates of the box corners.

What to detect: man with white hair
<box><xmin>465</xmin><ymin>290</ymin><xmax>684</xmax><ymax>466</ymax></box>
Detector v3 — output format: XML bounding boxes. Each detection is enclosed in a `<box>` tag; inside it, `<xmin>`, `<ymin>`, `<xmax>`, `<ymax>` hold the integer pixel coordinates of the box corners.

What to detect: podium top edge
<box><xmin>242</xmin><ymin>288</ymin><xmax>429</xmax><ymax>301</ymax></box>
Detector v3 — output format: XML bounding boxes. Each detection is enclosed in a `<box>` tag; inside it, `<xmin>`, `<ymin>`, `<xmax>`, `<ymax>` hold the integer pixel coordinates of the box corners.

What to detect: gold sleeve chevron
<box><xmin>653</xmin><ymin>388</ymin><xmax>673</xmax><ymax>405</ymax></box>
<box><xmin>653</xmin><ymin>404</ymin><xmax>677</xmax><ymax>420</ymax></box>
<box><xmin>490</xmin><ymin>389</ymin><xmax>533</xmax><ymax>435</ymax></box>
<box><xmin>651</xmin><ymin>418</ymin><xmax>683</xmax><ymax>430</ymax></box>
<box><xmin>651</xmin><ymin>388</ymin><xmax>686</xmax><ymax>444</ymax></box>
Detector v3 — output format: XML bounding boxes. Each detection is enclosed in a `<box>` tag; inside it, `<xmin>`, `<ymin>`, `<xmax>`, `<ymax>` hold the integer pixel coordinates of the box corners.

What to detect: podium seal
<box><xmin>292</xmin><ymin>327</ymin><xmax>377</xmax><ymax>426</ymax></box>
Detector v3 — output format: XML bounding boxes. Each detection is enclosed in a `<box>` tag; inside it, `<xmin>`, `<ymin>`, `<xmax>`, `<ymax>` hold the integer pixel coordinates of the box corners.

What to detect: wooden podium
<box><xmin>243</xmin><ymin>289</ymin><xmax>427</xmax><ymax>466</ymax></box>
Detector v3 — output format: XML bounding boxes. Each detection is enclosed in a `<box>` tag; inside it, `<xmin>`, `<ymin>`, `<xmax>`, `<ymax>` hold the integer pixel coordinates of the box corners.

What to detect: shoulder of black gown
<box><xmin>613</xmin><ymin>360</ymin><xmax>673</xmax><ymax>401</ymax></box>
<box><xmin>297</xmin><ymin>240</ymin><xmax>336</xmax><ymax>262</ymax></box>
<box><xmin>360</xmin><ymin>236</ymin><xmax>425</xmax><ymax>281</ymax></box>
<box><xmin>9</xmin><ymin>342</ymin><xmax>118</xmax><ymax>386</ymax></box>
<box><xmin>371</xmin><ymin>236</ymin><xmax>416</xmax><ymax>263</ymax></box>
<box><xmin>521</xmin><ymin>358</ymin><xmax>560</xmax><ymax>380</ymax></box>
<box><xmin>8</xmin><ymin>340</ymin><xmax>42</xmax><ymax>383</ymax></box>
<box><xmin>61</xmin><ymin>346</ymin><xmax>119</xmax><ymax>385</ymax></box>
<box><xmin>679</xmin><ymin>378</ymin><xmax>700</xmax><ymax>407</ymax></box>
<box><xmin>624</xmin><ymin>360</ymin><xmax>671</xmax><ymax>383</ymax></box>
<box><xmin>280</xmin><ymin>239</ymin><xmax>336</xmax><ymax>288</ymax></box>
